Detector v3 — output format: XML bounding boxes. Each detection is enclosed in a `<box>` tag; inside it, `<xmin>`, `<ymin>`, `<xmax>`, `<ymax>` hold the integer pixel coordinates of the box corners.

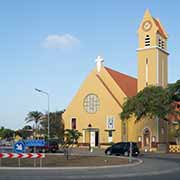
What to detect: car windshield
<box><xmin>112</xmin><ymin>142</ymin><xmax>138</xmax><ymax>148</ymax></box>
<box><xmin>112</xmin><ymin>143</ymin><xmax>124</xmax><ymax>148</ymax></box>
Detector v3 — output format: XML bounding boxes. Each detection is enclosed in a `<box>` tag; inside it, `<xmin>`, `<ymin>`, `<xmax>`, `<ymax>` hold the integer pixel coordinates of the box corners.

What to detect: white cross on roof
<box><xmin>95</xmin><ymin>55</ymin><xmax>104</xmax><ymax>73</ymax></box>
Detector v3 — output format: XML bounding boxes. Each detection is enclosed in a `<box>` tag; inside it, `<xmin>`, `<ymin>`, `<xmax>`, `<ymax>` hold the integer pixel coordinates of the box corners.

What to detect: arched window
<box><xmin>145</xmin><ymin>35</ymin><xmax>150</xmax><ymax>47</ymax></box>
<box><xmin>143</xmin><ymin>128</ymin><xmax>150</xmax><ymax>146</ymax></box>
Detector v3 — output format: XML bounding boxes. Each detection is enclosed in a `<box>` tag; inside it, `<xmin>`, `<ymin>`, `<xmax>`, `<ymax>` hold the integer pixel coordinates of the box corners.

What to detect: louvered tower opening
<box><xmin>145</xmin><ymin>35</ymin><xmax>150</xmax><ymax>47</ymax></box>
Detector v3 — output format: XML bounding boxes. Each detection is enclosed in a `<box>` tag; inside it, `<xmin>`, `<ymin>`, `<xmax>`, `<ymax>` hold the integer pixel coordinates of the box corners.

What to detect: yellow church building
<box><xmin>63</xmin><ymin>10</ymin><xmax>170</xmax><ymax>151</ymax></box>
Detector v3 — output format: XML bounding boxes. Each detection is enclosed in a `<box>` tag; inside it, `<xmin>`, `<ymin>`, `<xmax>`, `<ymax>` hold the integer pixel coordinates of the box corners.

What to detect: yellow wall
<box><xmin>137</xmin><ymin>10</ymin><xmax>168</xmax><ymax>91</ymax></box>
<box><xmin>63</xmin><ymin>67</ymin><xmax>127</xmax><ymax>144</ymax></box>
<box><xmin>137</xmin><ymin>49</ymin><xmax>157</xmax><ymax>91</ymax></box>
<box><xmin>63</xmin><ymin>10</ymin><xmax>170</xmax><ymax>150</ymax></box>
<box><xmin>132</xmin><ymin>9</ymin><xmax>169</xmax><ymax>148</ymax></box>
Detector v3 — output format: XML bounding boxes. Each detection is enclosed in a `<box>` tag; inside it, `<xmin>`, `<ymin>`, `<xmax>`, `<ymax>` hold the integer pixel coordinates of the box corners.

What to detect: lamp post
<box><xmin>35</xmin><ymin>88</ymin><xmax>50</xmax><ymax>142</ymax></box>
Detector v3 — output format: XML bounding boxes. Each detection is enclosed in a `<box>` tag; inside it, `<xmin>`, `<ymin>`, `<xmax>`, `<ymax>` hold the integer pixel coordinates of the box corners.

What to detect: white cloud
<box><xmin>42</xmin><ymin>34</ymin><xmax>80</xmax><ymax>49</ymax></box>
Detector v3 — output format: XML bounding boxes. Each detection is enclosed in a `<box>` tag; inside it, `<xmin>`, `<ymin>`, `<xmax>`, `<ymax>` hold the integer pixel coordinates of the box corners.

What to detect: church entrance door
<box><xmin>95</xmin><ymin>131</ymin><xmax>99</xmax><ymax>146</ymax></box>
<box><xmin>84</xmin><ymin>127</ymin><xmax>99</xmax><ymax>147</ymax></box>
<box><xmin>143</xmin><ymin>128</ymin><xmax>151</xmax><ymax>149</ymax></box>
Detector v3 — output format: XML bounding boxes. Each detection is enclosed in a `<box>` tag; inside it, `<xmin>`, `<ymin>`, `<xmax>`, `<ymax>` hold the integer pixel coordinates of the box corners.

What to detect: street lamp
<box><xmin>35</xmin><ymin>88</ymin><xmax>50</xmax><ymax>142</ymax></box>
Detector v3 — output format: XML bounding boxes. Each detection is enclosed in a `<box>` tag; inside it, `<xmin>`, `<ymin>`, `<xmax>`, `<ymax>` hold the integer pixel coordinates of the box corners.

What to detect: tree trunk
<box><xmin>176</xmin><ymin>137</ymin><xmax>180</xmax><ymax>145</ymax></box>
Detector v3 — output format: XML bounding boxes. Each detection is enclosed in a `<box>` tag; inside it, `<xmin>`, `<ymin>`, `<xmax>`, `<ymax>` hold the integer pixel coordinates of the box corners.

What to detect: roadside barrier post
<box><xmin>0</xmin><ymin>153</ymin><xmax>45</xmax><ymax>167</ymax></box>
<box><xmin>18</xmin><ymin>158</ymin><xmax>21</xmax><ymax>167</ymax></box>
<box><xmin>40</xmin><ymin>158</ymin><xmax>42</xmax><ymax>167</ymax></box>
<box><xmin>34</xmin><ymin>159</ymin><xmax>36</xmax><ymax>167</ymax></box>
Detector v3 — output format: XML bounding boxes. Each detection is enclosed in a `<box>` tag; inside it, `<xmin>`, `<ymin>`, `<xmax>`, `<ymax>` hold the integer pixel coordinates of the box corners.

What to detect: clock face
<box><xmin>142</xmin><ymin>20</ymin><xmax>152</xmax><ymax>31</ymax></box>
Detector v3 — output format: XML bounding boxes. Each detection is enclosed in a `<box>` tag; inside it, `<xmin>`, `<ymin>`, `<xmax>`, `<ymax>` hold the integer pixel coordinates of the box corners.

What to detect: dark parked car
<box><xmin>105</xmin><ymin>142</ymin><xmax>140</xmax><ymax>156</ymax></box>
<box><xmin>29</xmin><ymin>141</ymin><xmax>59</xmax><ymax>153</ymax></box>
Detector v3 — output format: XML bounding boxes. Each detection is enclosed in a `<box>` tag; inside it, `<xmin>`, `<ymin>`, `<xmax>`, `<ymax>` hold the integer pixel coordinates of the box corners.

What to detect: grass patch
<box><xmin>0</xmin><ymin>155</ymin><xmax>129</xmax><ymax>167</ymax></box>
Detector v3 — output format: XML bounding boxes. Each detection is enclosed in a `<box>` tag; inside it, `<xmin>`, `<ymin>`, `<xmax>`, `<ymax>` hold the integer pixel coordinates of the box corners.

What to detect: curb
<box><xmin>0</xmin><ymin>157</ymin><xmax>143</xmax><ymax>170</ymax></box>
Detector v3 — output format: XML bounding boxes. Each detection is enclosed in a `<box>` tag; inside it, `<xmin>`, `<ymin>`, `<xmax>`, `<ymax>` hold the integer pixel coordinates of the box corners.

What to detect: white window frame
<box><xmin>106</xmin><ymin>116</ymin><xmax>115</xmax><ymax>130</ymax></box>
<box><xmin>145</xmin><ymin>58</ymin><xmax>148</xmax><ymax>86</ymax></box>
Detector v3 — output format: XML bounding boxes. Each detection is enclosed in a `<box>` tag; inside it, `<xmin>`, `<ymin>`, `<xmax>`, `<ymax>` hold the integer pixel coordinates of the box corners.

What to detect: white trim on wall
<box><xmin>145</xmin><ymin>59</ymin><xmax>148</xmax><ymax>85</ymax></box>
<box><xmin>136</xmin><ymin>46</ymin><xmax>169</xmax><ymax>55</ymax></box>
<box><xmin>156</xmin><ymin>48</ymin><xmax>159</xmax><ymax>85</ymax></box>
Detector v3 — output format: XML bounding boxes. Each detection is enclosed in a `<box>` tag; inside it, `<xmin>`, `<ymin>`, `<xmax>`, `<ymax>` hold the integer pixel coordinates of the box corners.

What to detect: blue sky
<box><xmin>0</xmin><ymin>0</ymin><xmax>179</xmax><ymax>129</ymax></box>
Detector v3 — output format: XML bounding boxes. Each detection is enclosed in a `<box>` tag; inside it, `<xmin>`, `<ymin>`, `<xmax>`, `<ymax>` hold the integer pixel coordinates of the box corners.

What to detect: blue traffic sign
<box><xmin>24</xmin><ymin>140</ymin><xmax>45</xmax><ymax>147</ymax></box>
<box><xmin>14</xmin><ymin>141</ymin><xmax>26</xmax><ymax>153</ymax></box>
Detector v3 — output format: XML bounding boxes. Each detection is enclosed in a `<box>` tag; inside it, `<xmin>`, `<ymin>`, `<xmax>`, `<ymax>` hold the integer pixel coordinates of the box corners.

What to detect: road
<box><xmin>0</xmin><ymin>153</ymin><xmax>180</xmax><ymax>180</ymax></box>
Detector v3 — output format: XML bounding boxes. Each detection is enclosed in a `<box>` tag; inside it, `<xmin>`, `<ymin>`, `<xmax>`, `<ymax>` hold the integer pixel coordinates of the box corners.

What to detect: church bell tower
<box><xmin>137</xmin><ymin>9</ymin><xmax>169</xmax><ymax>91</ymax></box>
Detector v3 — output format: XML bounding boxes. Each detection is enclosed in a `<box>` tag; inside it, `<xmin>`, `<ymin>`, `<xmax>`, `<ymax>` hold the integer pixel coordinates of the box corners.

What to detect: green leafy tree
<box><xmin>174</xmin><ymin>122</ymin><xmax>180</xmax><ymax>144</ymax></box>
<box><xmin>25</xmin><ymin>111</ymin><xmax>43</xmax><ymax>138</ymax></box>
<box><xmin>0</xmin><ymin>127</ymin><xmax>15</xmax><ymax>140</ymax></box>
<box><xmin>121</xmin><ymin>81</ymin><xmax>180</xmax><ymax>144</ymax></box>
<box><xmin>168</xmin><ymin>80</ymin><xmax>180</xmax><ymax>101</ymax></box>
<box><xmin>16</xmin><ymin>125</ymin><xmax>33</xmax><ymax>139</ymax></box>
<box><xmin>121</xmin><ymin>86</ymin><xmax>172</xmax><ymax>121</ymax></box>
<box><xmin>40</xmin><ymin>110</ymin><xmax>64</xmax><ymax>141</ymax></box>
<box><xmin>0</xmin><ymin>127</ymin><xmax>5</xmax><ymax>138</ymax></box>
<box><xmin>23</xmin><ymin>125</ymin><xmax>33</xmax><ymax>130</ymax></box>
<box><xmin>167</xmin><ymin>80</ymin><xmax>180</xmax><ymax>143</ymax></box>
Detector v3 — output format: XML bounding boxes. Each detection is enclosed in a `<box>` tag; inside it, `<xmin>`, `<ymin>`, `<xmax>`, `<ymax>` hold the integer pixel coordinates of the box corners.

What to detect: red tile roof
<box><xmin>153</xmin><ymin>18</ymin><xmax>167</xmax><ymax>39</ymax></box>
<box><xmin>105</xmin><ymin>67</ymin><xmax>137</xmax><ymax>97</ymax></box>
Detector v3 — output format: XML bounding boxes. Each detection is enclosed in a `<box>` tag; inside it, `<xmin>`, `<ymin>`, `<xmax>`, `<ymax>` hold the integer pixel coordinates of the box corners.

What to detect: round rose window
<box><xmin>83</xmin><ymin>94</ymin><xmax>100</xmax><ymax>113</ymax></box>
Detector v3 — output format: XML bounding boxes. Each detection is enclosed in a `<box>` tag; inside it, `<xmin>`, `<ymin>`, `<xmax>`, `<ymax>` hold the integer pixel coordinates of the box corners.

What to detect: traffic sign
<box><xmin>14</xmin><ymin>141</ymin><xmax>26</xmax><ymax>153</ymax></box>
<box><xmin>24</xmin><ymin>140</ymin><xmax>45</xmax><ymax>147</ymax></box>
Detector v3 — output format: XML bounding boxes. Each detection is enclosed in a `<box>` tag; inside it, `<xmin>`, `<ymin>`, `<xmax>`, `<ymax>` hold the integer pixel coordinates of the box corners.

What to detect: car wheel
<box><xmin>106</xmin><ymin>150</ymin><xmax>111</xmax><ymax>155</ymax></box>
<box><xmin>124</xmin><ymin>151</ymin><xmax>129</xmax><ymax>156</ymax></box>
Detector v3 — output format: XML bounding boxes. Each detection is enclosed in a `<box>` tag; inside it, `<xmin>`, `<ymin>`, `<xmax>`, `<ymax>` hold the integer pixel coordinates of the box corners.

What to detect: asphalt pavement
<box><xmin>0</xmin><ymin>150</ymin><xmax>180</xmax><ymax>180</ymax></box>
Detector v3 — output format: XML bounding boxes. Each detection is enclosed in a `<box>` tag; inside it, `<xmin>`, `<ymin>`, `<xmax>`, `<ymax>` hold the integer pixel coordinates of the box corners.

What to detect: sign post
<box><xmin>12</xmin><ymin>140</ymin><xmax>45</xmax><ymax>167</ymax></box>
<box><xmin>129</xmin><ymin>142</ymin><xmax>132</xmax><ymax>163</ymax></box>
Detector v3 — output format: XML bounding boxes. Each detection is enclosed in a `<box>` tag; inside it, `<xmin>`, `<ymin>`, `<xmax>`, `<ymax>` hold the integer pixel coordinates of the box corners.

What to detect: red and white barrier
<box><xmin>0</xmin><ymin>153</ymin><xmax>45</xmax><ymax>159</ymax></box>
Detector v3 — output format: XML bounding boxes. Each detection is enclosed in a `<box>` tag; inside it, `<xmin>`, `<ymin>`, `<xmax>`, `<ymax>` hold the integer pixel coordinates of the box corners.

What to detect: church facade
<box><xmin>63</xmin><ymin>10</ymin><xmax>171</xmax><ymax>151</ymax></box>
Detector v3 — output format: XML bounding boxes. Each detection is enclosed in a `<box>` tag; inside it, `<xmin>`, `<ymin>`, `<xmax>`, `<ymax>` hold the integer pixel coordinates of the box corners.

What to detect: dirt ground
<box><xmin>0</xmin><ymin>155</ymin><xmax>130</xmax><ymax>167</ymax></box>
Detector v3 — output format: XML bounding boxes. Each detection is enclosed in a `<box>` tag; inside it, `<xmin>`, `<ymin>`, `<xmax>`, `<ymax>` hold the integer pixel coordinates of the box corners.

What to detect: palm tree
<box><xmin>64</xmin><ymin>129</ymin><xmax>82</xmax><ymax>145</ymax></box>
<box><xmin>25</xmin><ymin>111</ymin><xmax>43</xmax><ymax>138</ymax></box>
<box><xmin>63</xmin><ymin>129</ymin><xmax>82</xmax><ymax>160</ymax></box>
